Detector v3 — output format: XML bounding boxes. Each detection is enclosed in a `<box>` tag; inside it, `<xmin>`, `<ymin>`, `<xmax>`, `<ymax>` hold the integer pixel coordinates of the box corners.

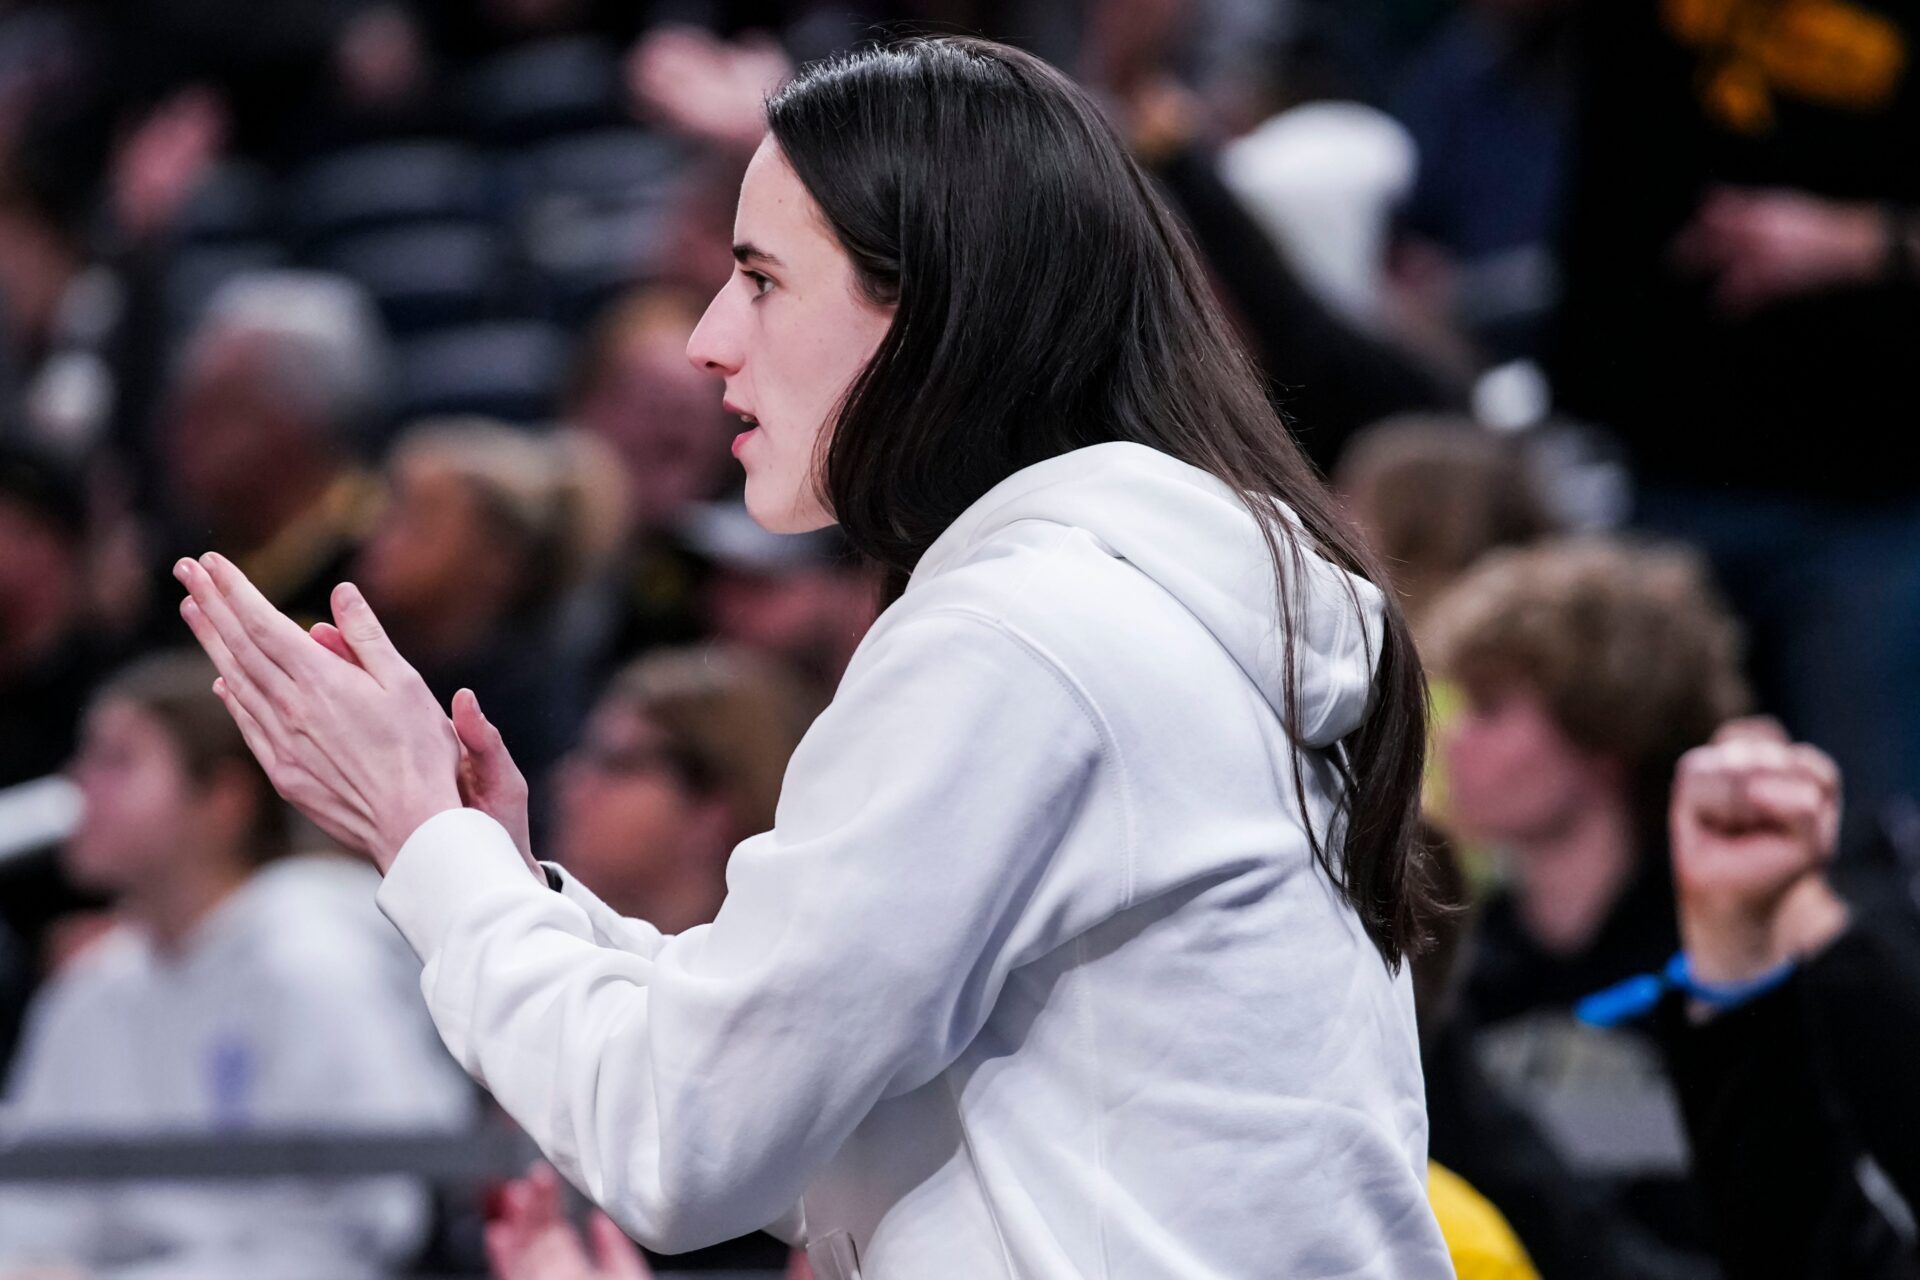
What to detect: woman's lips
<box><xmin>731</xmin><ymin>427</ymin><xmax>757</xmax><ymax>457</ymax></box>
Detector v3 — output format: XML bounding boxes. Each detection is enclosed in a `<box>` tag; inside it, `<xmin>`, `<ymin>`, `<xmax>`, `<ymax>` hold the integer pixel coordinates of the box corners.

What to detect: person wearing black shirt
<box><xmin>1421</xmin><ymin>539</ymin><xmax>1754</xmax><ymax>1263</ymax></box>
<box><xmin>1656</xmin><ymin>717</ymin><xmax>1920</xmax><ymax>1278</ymax></box>
<box><xmin>1553</xmin><ymin>0</ymin><xmax>1920</xmax><ymax>855</ymax></box>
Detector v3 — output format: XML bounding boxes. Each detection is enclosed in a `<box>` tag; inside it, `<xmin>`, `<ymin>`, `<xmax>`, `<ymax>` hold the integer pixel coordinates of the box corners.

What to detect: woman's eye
<box><xmin>742</xmin><ymin>269</ymin><xmax>773</xmax><ymax>297</ymax></box>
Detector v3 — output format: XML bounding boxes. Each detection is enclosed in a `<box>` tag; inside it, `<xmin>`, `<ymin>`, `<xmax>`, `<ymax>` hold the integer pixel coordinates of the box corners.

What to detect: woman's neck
<box><xmin>1508</xmin><ymin>793</ymin><xmax>1639</xmax><ymax>957</ymax></box>
<box><xmin>127</xmin><ymin>859</ymin><xmax>252</xmax><ymax>958</ymax></box>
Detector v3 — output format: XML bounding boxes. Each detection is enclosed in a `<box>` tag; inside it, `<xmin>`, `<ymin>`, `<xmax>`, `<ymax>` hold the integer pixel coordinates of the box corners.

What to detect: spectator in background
<box><xmin>569</xmin><ymin>287</ymin><xmax>736</xmax><ymax>536</ymax></box>
<box><xmin>1416</xmin><ymin>822</ymin><xmax>1712</xmax><ymax>1280</ymax></box>
<box><xmin>1421</xmin><ymin>539</ymin><xmax>1751</xmax><ymax>1269</ymax></box>
<box><xmin>354</xmin><ymin>417</ymin><xmax>628</xmax><ymax>805</ymax></box>
<box><xmin>551</xmin><ymin>645</ymin><xmax>816</xmax><ymax>938</ymax></box>
<box><xmin>1333</xmin><ymin>414</ymin><xmax>1560</xmax><ymax>877</ymax></box>
<box><xmin>1109</xmin><ymin>73</ymin><xmax>1459</xmax><ymax>468</ymax></box>
<box><xmin>1214</xmin><ymin>9</ymin><xmax>1421</xmax><ymax>338</ymax></box>
<box><xmin>564</xmin><ymin>286</ymin><xmax>738</xmax><ymax>669</ymax></box>
<box><xmin>1423</xmin><ymin>539</ymin><xmax>1751</xmax><ymax>1035</ymax></box>
<box><xmin>484</xmin><ymin>1161</ymin><xmax>656</xmax><ymax>1280</ymax></box>
<box><xmin>459</xmin><ymin>643</ymin><xmax>817</xmax><ymax>1277</ymax></box>
<box><xmin>1333</xmin><ymin>413</ymin><xmax>1557</xmax><ymax>632</ymax></box>
<box><xmin>0</xmin><ymin>164</ymin><xmax>89</xmax><ymax>440</ymax></box>
<box><xmin>1553</xmin><ymin>0</ymin><xmax>1920</xmax><ymax>858</ymax></box>
<box><xmin>1656</xmin><ymin>718</ymin><xmax>1920</xmax><ymax>1278</ymax></box>
<box><xmin>1390</xmin><ymin>0</ymin><xmax>1573</xmax><ymax>363</ymax></box>
<box><xmin>0</xmin><ymin>445</ymin><xmax>115</xmax><ymax>789</ymax></box>
<box><xmin>680</xmin><ymin>500</ymin><xmax>877</xmax><ymax>705</ymax></box>
<box><xmin>161</xmin><ymin>271</ymin><xmax>390</xmax><ymax>628</ymax></box>
<box><xmin>0</xmin><ymin>446</ymin><xmax>117</xmax><ymax>1073</ymax></box>
<box><xmin>0</xmin><ymin>83</ymin><xmax>227</xmax><ymax>471</ymax></box>
<box><xmin>0</xmin><ymin>651</ymin><xmax>475</xmax><ymax>1280</ymax></box>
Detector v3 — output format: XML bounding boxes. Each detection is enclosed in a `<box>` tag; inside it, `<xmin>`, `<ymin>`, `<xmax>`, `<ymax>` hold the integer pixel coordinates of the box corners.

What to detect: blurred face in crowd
<box><xmin>552</xmin><ymin>699</ymin><xmax>732</xmax><ymax>926</ymax></box>
<box><xmin>167</xmin><ymin>332</ymin><xmax>311</xmax><ymax>536</ymax></box>
<box><xmin>686</xmin><ymin>139</ymin><xmax>896</xmax><ymax>534</ymax></box>
<box><xmin>0</xmin><ymin>497</ymin><xmax>81</xmax><ymax>676</ymax></box>
<box><xmin>356</xmin><ymin>461</ymin><xmax>513</xmax><ymax>627</ymax></box>
<box><xmin>574</xmin><ymin>319</ymin><xmax>733</xmax><ymax>532</ymax></box>
<box><xmin>705</xmin><ymin>564</ymin><xmax>877</xmax><ymax>689</ymax></box>
<box><xmin>0</xmin><ymin>201</ymin><xmax>80</xmax><ymax>351</ymax></box>
<box><xmin>1440</xmin><ymin>678</ymin><xmax>1620</xmax><ymax>845</ymax></box>
<box><xmin>63</xmin><ymin>700</ymin><xmax>239</xmax><ymax>895</ymax></box>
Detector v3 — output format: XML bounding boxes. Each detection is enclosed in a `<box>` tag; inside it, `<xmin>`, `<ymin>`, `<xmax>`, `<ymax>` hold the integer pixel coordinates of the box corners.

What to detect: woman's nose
<box><xmin>686</xmin><ymin>288</ymin><xmax>742</xmax><ymax>377</ymax></box>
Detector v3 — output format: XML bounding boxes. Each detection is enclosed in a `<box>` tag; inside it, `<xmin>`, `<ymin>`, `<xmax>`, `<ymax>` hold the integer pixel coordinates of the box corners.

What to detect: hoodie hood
<box><xmin>909</xmin><ymin>441</ymin><xmax>1385</xmax><ymax>748</ymax></box>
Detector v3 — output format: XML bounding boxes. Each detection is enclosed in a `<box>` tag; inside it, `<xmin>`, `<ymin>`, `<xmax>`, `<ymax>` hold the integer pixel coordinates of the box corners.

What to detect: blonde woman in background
<box><xmin>349</xmin><ymin>419</ymin><xmax>629</xmax><ymax>808</ymax></box>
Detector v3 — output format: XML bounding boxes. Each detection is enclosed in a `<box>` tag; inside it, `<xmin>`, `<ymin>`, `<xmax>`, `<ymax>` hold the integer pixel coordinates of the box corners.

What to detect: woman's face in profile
<box><xmin>687</xmin><ymin>138</ymin><xmax>895</xmax><ymax>534</ymax></box>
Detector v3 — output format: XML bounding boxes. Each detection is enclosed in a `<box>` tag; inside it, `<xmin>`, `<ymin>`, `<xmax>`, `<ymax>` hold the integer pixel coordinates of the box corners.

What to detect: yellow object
<box><xmin>1428</xmin><ymin>1162</ymin><xmax>1539</xmax><ymax>1280</ymax></box>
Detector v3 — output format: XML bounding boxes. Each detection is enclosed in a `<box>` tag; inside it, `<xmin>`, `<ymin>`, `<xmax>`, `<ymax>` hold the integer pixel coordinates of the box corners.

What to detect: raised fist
<box><xmin>1670</xmin><ymin>718</ymin><xmax>1849</xmax><ymax>986</ymax></box>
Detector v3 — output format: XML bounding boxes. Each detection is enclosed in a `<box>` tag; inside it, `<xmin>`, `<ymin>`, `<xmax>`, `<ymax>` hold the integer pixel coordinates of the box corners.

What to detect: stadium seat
<box><xmin>288</xmin><ymin>142</ymin><xmax>494</xmax><ymax>247</ymax></box>
<box><xmin>518</xmin><ymin>128</ymin><xmax>684</xmax><ymax>207</ymax></box>
<box><xmin>393</xmin><ymin>321</ymin><xmax>569</xmax><ymax>427</ymax></box>
<box><xmin>176</xmin><ymin>161</ymin><xmax>278</xmax><ymax>244</ymax></box>
<box><xmin>320</xmin><ymin>222</ymin><xmax>520</xmax><ymax>336</ymax></box>
<box><xmin>462</xmin><ymin>37</ymin><xmax>626</xmax><ymax>145</ymax></box>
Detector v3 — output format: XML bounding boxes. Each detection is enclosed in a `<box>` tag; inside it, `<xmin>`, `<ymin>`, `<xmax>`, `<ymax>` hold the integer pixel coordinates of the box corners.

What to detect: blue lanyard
<box><xmin>1574</xmin><ymin>952</ymin><xmax>1798</xmax><ymax>1028</ymax></box>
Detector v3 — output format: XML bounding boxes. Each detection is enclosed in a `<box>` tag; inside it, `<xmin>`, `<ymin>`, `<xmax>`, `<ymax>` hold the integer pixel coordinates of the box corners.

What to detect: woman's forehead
<box><xmin>735</xmin><ymin>140</ymin><xmax>834</xmax><ymax>264</ymax></box>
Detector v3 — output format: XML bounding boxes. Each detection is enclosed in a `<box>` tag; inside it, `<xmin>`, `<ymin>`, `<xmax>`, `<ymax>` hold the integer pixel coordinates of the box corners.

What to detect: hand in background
<box><xmin>627</xmin><ymin>26</ymin><xmax>790</xmax><ymax>151</ymax></box>
<box><xmin>112</xmin><ymin>87</ymin><xmax>227</xmax><ymax>243</ymax></box>
<box><xmin>1670</xmin><ymin>717</ymin><xmax>1850</xmax><ymax>989</ymax></box>
<box><xmin>1673</xmin><ymin>186</ymin><xmax>1887</xmax><ymax>315</ymax></box>
<box><xmin>486</xmin><ymin>1162</ymin><xmax>653</xmax><ymax>1280</ymax></box>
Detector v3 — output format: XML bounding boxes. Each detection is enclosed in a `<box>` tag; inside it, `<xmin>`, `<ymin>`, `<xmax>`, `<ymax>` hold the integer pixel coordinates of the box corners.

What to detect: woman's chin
<box><xmin>743</xmin><ymin>482</ymin><xmax>834</xmax><ymax>535</ymax></box>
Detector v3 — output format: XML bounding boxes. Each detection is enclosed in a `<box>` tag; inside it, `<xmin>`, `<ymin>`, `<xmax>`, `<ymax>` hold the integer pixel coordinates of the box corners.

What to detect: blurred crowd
<box><xmin>2</xmin><ymin>0</ymin><xmax>1918</xmax><ymax>1277</ymax></box>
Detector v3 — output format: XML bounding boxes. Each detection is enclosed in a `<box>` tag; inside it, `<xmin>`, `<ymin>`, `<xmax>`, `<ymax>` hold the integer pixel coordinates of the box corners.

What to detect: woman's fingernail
<box><xmin>173</xmin><ymin>559</ymin><xmax>192</xmax><ymax>582</ymax></box>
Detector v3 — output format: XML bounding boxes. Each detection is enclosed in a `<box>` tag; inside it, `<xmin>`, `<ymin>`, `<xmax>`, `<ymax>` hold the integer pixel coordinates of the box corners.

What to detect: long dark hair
<box><xmin>766</xmin><ymin>37</ymin><xmax>1437</xmax><ymax>968</ymax></box>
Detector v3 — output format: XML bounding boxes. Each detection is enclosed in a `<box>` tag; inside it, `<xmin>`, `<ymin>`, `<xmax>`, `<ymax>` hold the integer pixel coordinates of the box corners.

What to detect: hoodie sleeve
<box><xmin>538</xmin><ymin>862</ymin><xmax>671</xmax><ymax>958</ymax></box>
<box><xmin>375</xmin><ymin>608</ymin><xmax>1116</xmax><ymax>1253</ymax></box>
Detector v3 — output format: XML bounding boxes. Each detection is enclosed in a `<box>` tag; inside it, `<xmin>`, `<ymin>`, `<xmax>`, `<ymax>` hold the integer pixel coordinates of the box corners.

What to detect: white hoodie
<box><xmin>376</xmin><ymin>440</ymin><xmax>1452</xmax><ymax>1278</ymax></box>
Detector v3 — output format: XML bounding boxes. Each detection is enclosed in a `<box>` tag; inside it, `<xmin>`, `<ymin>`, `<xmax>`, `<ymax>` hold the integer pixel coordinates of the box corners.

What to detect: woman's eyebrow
<box><xmin>732</xmin><ymin>242</ymin><xmax>785</xmax><ymax>269</ymax></box>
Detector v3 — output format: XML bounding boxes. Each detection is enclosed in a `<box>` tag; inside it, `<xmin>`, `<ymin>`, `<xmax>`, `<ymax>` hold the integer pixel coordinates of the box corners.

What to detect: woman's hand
<box><xmin>453</xmin><ymin>687</ymin><xmax>537</xmax><ymax>871</ymax></box>
<box><xmin>174</xmin><ymin>554</ymin><xmax>462</xmax><ymax>872</ymax></box>
<box><xmin>485</xmin><ymin>1161</ymin><xmax>653</xmax><ymax>1280</ymax></box>
<box><xmin>310</xmin><ymin>623</ymin><xmax>541</xmax><ymax>877</ymax></box>
<box><xmin>1670</xmin><ymin>718</ymin><xmax>1850</xmax><ymax>987</ymax></box>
